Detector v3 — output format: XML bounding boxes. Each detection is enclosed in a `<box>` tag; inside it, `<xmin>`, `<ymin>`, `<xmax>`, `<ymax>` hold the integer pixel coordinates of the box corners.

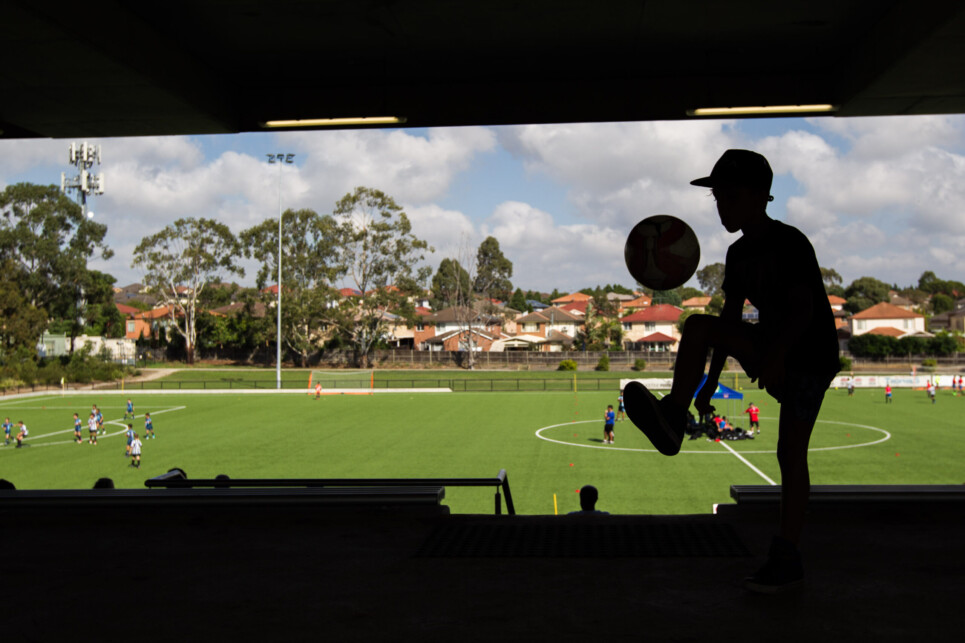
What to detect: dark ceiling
<box><xmin>3</xmin><ymin>1</ymin><xmax>965</xmax><ymax>139</ymax></box>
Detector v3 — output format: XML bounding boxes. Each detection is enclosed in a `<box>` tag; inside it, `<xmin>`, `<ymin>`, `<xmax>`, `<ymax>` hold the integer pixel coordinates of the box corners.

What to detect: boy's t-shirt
<box><xmin>722</xmin><ymin>218</ymin><xmax>839</xmax><ymax>380</ymax></box>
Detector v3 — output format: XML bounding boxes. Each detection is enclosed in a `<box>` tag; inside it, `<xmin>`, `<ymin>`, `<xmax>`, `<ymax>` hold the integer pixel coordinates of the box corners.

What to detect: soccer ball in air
<box><xmin>624</xmin><ymin>215</ymin><xmax>700</xmax><ymax>290</ymax></box>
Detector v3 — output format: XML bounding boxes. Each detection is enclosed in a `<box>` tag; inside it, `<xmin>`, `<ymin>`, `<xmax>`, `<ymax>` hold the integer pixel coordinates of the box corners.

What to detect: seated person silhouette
<box><xmin>624</xmin><ymin>149</ymin><xmax>839</xmax><ymax>593</ymax></box>
<box><xmin>568</xmin><ymin>484</ymin><xmax>609</xmax><ymax>515</ymax></box>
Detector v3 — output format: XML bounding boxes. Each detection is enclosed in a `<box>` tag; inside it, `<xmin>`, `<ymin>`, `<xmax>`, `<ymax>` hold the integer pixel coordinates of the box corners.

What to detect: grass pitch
<box><xmin>1</xmin><ymin>383</ymin><xmax>962</xmax><ymax>515</ymax></box>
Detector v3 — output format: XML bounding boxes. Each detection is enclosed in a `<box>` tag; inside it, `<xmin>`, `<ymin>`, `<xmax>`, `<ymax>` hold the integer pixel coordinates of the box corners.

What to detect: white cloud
<box><xmin>480</xmin><ymin>201</ymin><xmax>628</xmax><ymax>291</ymax></box>
<box><xmin>6</xmin><ymin>116</ymin><xmax>965</xmax><ymax>293</ymax></box>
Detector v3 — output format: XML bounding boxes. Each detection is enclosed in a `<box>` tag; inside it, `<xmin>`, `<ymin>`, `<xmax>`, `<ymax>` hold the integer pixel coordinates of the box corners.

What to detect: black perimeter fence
<box><xmin>1</xmin><ymin>376</ymin><xmax>634</xmax><ymax>395</ymax></box>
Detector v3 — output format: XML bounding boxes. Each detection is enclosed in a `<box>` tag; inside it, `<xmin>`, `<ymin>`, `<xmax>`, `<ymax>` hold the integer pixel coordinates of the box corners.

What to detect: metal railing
<box><xmin>146</xmin><ymin>468</ymin><xmax>516</xmax><ymax>515</ymax></box>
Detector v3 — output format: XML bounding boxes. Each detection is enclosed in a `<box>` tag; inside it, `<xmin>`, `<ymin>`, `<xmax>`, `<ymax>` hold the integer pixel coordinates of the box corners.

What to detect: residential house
<box><xmin>619</xmin><ymin>293</ymin><xmax>652</xmax><ymax>314</ymax></box>
<box><xmin>513</xmin><ymin>306</ymin><xmax>582</xmax><ymax>345</ymax></box>
<box><xmin>827</xmin><ymin>295</ymin><xmax>849</xmax><ymax>331</ymax></box>
<box><xmin>558</xmin><ymin>300</ymin><xmax>588</xmax><ymax>317</ymax></box>
<box><xmin>121</xmin><ymin>305</ymin><xmax>179</xmax><ymax>341</ymax></box>
<box><xmin>620</xmin><ymin>304</ymin><xmax>683</xmax><ymax>351</ymax></box>
<box><xmin>850</xmin><ymin>302</ymin><xmax>927</xmax><ymax>338</ymax></box>
<box><xmin>928</xmin><ymin>305</ymin><xmax>965</xmax><ymax>333</ymax></box>
<box><xmin>415</xmin><ymin>307</ymin><xmax>504</xmax><ymax>351</ymax></box>
<box><xmin>827</xmin><ymin>295</ymin><xmax>846</xmax><ymax>311</ymax></box>
<box><xmin>681</xmin><ymin>296</ymin><xmax>711</xmax><ymax>312</ymax></box>
<box><xmin>39</xmin><ymin>333</ymin><xmax>136</xmax><ymax>365</ymax></box>
<box><xmin>888</xmin><ymin>293</ymin><xmax>916</xmax><ymax>312</ymax></box>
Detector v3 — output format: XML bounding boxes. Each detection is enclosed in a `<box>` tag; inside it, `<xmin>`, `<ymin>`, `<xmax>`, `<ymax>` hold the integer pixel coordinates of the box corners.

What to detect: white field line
<box><xmin>717</xmin><ymin>440</ymin><xmax>777</xmax><ymax>485</ymax></box>
<box><xmin>5</xmin><ymin>406</ymin><xmax>186</xmax><ymax>450</ymax></box>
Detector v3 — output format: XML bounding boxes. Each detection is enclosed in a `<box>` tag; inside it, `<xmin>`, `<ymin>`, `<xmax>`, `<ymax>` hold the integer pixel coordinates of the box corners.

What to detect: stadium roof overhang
<box><xmin>3</xmin><ymin>1</ymin><xmax>965</xmax><ymax>139</ymax></box>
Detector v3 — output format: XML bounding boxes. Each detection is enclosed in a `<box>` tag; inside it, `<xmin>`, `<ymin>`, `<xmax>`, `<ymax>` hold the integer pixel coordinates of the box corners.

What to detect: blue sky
<box><xmin>1</xmin><ymin>115</ymin><xmax>963</xmax><ymax>294</ymax></box>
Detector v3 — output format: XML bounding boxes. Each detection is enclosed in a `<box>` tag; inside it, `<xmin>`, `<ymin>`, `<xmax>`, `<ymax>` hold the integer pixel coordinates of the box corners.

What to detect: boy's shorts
<box><xmin>735</xmin><ymin>324</ymin><xmax>832</xmax><ymax>426</ymax></box>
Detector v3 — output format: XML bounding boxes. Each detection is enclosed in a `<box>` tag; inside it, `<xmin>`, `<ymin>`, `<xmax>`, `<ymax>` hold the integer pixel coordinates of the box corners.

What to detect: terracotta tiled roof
<box><xmin>866</xmin><ymin>326</ymin><xmax>905</xmax><ymax>337</ymax></box>
<box><xmin>427</xmin><ymin>306</ymin><xmax>501</xmax><ymax>325</ymax></box>
<box><xmin>559</xmin><ymin>301</ymin><xmax>587</xmax><ymax>315</ymax></box>
<box><xmin>638</xmin><ymin>332</ymin><xmax>677</xmax><ymax>343</ymax></box>
<box><xmin>828</xmin><ymin>295</ymin><xmax>847</xmax><ymax>305</ymax></box>
<box><xmin>516</xmin><ymin>306</ymin><xmax>583</xmax><ymax>324</ymax></box>
<box><xmin>681</xmin><ymin>296</ymin><xmax>711</xmax><ymax>307</ymax></box>
<box><xmin>551</xmin><ymin>292</ymin><xmax>592</xmax><ymax>304</ymax></box>
<box><xmin>136</xmin><ymin>306</ymin><xmax>177</xmax><ymax>320</ymax></box>
<box><xmin>115</xmin><ymin>303</ymin><xmax>141</xmax><ymax>316</ymax></box>
<box><xmin>620</xmin><ymin>304</ymin><xmax>683</xmax><ymax>323</ymax></box>
<box><xmin>338</xmin><ymin>287</ymin><xmax>362</xmax><ymax>297</ymax></box>
<box><xmin>623</xmin><ymin>295</ymin><xmax>651</xmax><ymax>308</ymax></box>
<box><xmin>852</xmin><ymin>302</ymin><xmax>923</xmax><ymax>320</ymax></box>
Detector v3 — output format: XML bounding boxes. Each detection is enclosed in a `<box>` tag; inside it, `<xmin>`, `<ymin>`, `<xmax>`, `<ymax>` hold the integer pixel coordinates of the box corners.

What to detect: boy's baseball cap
<box><xmin>690</xmin><ymin>149</ymin><xmax>773</xmax><ymax>193</ymax></box>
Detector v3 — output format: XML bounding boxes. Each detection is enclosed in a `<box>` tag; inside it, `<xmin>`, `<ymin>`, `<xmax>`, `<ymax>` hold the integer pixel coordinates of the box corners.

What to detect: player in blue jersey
<box><xmin>2</xmin><ymin>417</ymin><xmax>12</xmax><ymax>446</ymax></box>
<box><xmin>603</xmin><ymin>405</ymin><xmax>616</xmax><ymax>444</ymax></box>
<box><xmin>73</xmin><ymin>413</ymin><xmax>83</xmax><ymax>444</ymax></box>
<box><xmin>125</xmin><ymin>423</ymin><xmax>135</xmax><ymax>457</ymax></box>
<box><xmin>124</xmin><ymin>398</ymin><xmax>135</xmax><ymax>421</ymax></box>
<box><xmin>144</xmin><ymin>413</ymin><xmax>155</xmax><ymax>439</ymax></box>
<box><xmin>94</xmin><ymin>405</ymin><xmax>105</xmax><ymax>435</ymax></box>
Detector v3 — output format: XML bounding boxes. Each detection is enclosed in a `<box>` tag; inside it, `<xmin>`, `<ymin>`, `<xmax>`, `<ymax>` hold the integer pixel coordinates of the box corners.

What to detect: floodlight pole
<box><xmin>268</xmin><ymin>153</ymin><xmax>295</xmax><ymax>390</ymax></box>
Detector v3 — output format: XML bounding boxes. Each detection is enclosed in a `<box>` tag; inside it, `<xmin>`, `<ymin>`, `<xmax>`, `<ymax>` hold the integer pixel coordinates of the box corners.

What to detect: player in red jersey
<box><xmin>745</xmin><ymin>402</ymin><xmax>761</xmax><ymax>434</ymax></box>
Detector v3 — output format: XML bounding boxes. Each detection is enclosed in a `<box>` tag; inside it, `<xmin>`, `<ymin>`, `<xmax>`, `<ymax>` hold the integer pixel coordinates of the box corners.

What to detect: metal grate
<box><xmin>417</xmin><ymin>522</ymin><xmax>749</xmax><ymax>558</ymax></box>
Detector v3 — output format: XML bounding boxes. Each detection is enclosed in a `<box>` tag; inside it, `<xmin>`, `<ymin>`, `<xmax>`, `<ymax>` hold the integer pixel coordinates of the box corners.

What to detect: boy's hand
<box><xmin>694</xmin><ymin>387</ymin><xmax>716</xmax><ymax>417</ymax></box>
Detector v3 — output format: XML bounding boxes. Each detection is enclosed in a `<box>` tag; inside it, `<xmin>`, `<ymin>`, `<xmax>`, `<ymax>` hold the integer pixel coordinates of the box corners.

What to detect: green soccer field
<box><xmin>0</xmin><ymin>384</ymin><xmax>962</xmax><ymax>515</ymax></box>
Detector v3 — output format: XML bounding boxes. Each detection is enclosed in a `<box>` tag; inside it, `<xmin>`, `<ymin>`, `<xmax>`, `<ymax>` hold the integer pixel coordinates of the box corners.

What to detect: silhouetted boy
<box><xmin>625</xmin><ymin>149</ymin><xmax>839</xmax><ymax>593</ymax></box>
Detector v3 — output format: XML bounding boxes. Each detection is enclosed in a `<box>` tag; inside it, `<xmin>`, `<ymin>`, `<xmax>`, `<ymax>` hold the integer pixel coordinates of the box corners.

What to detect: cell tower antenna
<box><xmin>61</xmin><ymin>141</ymin><xmax>104</xmax><ymax>218</ymax></box>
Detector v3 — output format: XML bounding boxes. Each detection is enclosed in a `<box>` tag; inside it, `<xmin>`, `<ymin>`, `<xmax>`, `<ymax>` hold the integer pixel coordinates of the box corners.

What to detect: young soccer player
<box><xmin>603</xmin><ymin>405</ymin><xmax>616</xmax><ymax>444</ymax></box>
<box><xmin>616</xmin><ymin>390</ymin><xmax>626</xmax><ymax>421</ymax></box>
<box><xmin>885</xmin><ymin>384</ymin><xmax>893</xmax><ymax>404</ymax></box>
<box><xmin>88</xmin><ymin>412</ymin><xmax>98</xmax><ymax>445</ymax></box>
<box><xmin>125</xmin><ymin>423</ymin><xmax>135</xmax><ymax>457</ymax></box>
<box><xmin>129</xmin><ymin>433</ymin><xmax>142</xmax><ymax>469</ymax></box>
<box><xmin>125</xmin><ymin>398</ymin><xmax>135</xmax><ymax>421</ymax></box>
<box><xmin>73</xmin><ymin>413</ymin><xmax>83</xmax><ymax>444</ymax></box>
<box><xmin>2</xmin><ymin>417</ymin><xmax>12</xmax><ymax>446</ymax></box>
<box><xmin>624</xmin><ymin>150</ymin><xmax>839</xmax><ymax>593</ymax></box>
<box><xmin>144</xmin><ymin>413</ymin><xmax>155</xmax><ymax>439</ymax></box>
<box><xmin>314</xmin><ymin>383</ymin><xmax>322</xmax><ymax>399</ymax></box>
<box><xmin>94</xmin><ymin>405</ymin><xmax>105</xmax><ymax>435</ymax></box>
<box><xmin>15</xmin><ymin>421</ymin><xmax>28</xmax><ymax>448</ymax></box>
<box><xmin>744</xmin><ymin>402</ymin><xmax>760</xmax><ymax>435</ymax></box>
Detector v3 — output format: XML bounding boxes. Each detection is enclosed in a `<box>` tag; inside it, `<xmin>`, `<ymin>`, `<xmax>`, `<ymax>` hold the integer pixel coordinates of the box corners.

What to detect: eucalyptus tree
<box><xmin>132</xmin><ymin>217</ymin><xmax>243</xmax><ymax>364</ymax></box>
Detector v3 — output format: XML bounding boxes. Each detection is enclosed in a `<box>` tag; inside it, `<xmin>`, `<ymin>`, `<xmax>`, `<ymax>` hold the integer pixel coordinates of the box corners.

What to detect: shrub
<box><xmin>557</xmin><ymin>359</ymin><xmax>578</xmax><ymax>371</ymax></box>
<box><xmin>921</xmin><ymin>358</ymin><xmax>937</xmax><ymax>371</ymax></box>
<box><xmin>633</xmin><ymin>358</ymin><xmax>647</xmax><ymax>371</ymax></box>
<box><xmin>595</xmin><ymin>354</ymin><xmax>610</xmax><ymax>371</ymax></box>
<box><xmin>839</xmin><ymin>355</ymin><xmax>852</xmax><ymax>372</ymax></box>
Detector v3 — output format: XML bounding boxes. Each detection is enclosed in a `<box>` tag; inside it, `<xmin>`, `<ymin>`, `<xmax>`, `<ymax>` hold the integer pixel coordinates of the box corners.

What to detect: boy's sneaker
<box><xmin>623</xmin><ymin>382</ymin><xmax>686</xmax><ymax>456</ymax></box>
<box><xmin>743</xmin><ymin>536</ymin><xmax>804</xmax><ymax>594</ymax></box>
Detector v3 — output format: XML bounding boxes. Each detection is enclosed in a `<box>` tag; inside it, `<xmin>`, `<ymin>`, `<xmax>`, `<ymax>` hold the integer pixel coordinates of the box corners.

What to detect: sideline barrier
<box><xmin>730</xmin><ymin>484</ymin><xmax>965</xmax><ymax>505</ymax></box>
<box><xmin>145</xmin><ymin>468</ymin><xmax>516</xmax><ymax>515</ymax></box>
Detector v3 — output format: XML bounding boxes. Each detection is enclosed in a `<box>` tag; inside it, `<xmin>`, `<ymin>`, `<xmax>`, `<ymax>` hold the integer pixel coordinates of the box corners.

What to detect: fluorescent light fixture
<box><xmin>687</xmin><ymin>104</ymin><xmax>836</xmax><ymax>116</ymax></box>
<box><xmin>261</xmin><ymin>116</ymin><xmax>407</xmax><ymax>128</ymax></box>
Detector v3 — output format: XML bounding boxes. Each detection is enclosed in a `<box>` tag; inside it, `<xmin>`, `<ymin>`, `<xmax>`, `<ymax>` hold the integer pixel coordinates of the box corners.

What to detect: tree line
<box><xmin>2</xmin><ymin>181</ymin><xmax>961</xmax><ymax>383</ymax></box>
